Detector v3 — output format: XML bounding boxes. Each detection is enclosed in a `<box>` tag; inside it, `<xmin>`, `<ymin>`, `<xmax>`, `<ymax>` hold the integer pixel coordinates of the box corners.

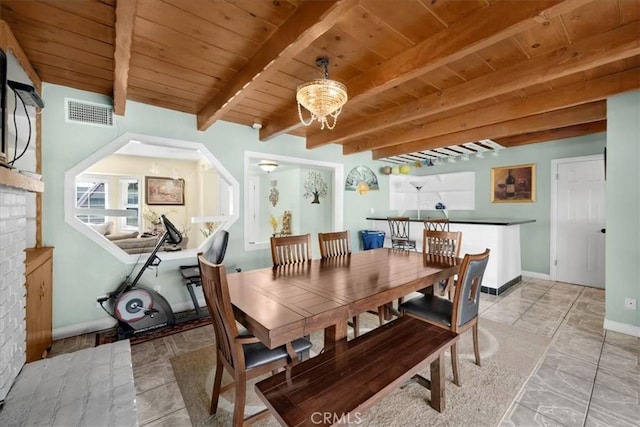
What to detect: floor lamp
<box><xmin>409</xmin><ymin>182</ymin><xmax>424</xmax><ymax>219</ymax></box>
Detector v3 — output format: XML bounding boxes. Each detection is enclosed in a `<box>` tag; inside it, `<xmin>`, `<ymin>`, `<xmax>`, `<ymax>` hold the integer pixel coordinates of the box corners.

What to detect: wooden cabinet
<box><xmin>25</xmin><ymin>247</ymin><xmax>53</xmax><ymax>362</ymax></box>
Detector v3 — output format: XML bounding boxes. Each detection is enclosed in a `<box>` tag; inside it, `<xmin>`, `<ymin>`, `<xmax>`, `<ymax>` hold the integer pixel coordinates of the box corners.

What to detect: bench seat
<box><xmin>255</xmin><ymin>316</ymin><xmax>458</xmax><ymax>426</ymax></box>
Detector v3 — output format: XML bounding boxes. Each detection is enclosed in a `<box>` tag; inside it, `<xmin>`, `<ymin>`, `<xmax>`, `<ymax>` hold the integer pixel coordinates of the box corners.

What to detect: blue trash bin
<box><xmin>361</xmin><ymin>230</ymin><xmax>385</xmax><ymax>250</ymax></box>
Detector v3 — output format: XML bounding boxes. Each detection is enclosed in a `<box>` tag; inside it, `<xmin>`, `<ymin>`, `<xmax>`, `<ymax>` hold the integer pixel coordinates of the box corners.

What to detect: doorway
<box><xmin>551</xmin><ymin>154</ymin><xmax>606</xmax><ymax>287</ymax></box>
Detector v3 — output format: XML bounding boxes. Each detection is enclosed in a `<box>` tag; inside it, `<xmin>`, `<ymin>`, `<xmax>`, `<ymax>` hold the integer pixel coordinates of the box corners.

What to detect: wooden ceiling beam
<box><xmin>372</xmin><ymin>101</ymin><xmax>606</xmax><ymax>159</ymax></box>
<box><xmin>315</xmin><ymin>22</ymin><xmax>640</xmax><ymax>149</ymax></box>
<box><xmin>262</xmin><ymin>0</ymin><xmax>593</xmax><ymax>143</ymax></box>
<box><xmin>343</xmin><ymin>67</ymin><xmax>639</xmax><ymax>154</ymax></box>
<box><xmin>113</xmin><ymin>0</ymin><xmax>137</xmax><ymax>116</ymax></box>
<box><xmin>196</xmin><ymin>0</ymin><xmax>359</xmax><ymax>131</ymax></box>
<box><xmin>0</xmin><ymin>20</ymin><xmax>41</xmax><ymax>91</ymax></box>
<box><xmin>495</xmin><ymin>121</ymin><xmax>607</xmax><ymax>147</ymax></box>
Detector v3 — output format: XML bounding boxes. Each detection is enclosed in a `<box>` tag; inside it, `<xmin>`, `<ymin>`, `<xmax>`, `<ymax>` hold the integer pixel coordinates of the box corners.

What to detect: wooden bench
<box><xmin>255</xmin><ymin>316</ymin><xmax>458</xmax><ymax>426</ymax></box>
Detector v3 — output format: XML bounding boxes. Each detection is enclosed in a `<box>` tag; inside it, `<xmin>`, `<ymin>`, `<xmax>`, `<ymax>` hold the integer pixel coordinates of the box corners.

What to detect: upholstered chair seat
<box><xmin>400</xmin><ymin>294</ymin><xmax>453</xmax><ymax>327</ymax></box>
<box><xmin>243</xmin><ymin>338</ymin><xmax>312</xmax><ymax>369</ymax></box>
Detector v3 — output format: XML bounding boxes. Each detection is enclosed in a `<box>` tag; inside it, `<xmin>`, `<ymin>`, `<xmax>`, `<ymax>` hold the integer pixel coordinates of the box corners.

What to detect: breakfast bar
<box><xmin>366</xmin><ymin>217</ymin><xmax>535</xmax><ymax>295</ymax></box>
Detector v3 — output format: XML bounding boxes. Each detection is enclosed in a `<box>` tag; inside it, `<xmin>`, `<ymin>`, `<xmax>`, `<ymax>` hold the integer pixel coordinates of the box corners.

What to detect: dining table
<box><xmin>227</xmin><ymin>248</ymin><xmax>461</xmax><ymax>350</ymax></box>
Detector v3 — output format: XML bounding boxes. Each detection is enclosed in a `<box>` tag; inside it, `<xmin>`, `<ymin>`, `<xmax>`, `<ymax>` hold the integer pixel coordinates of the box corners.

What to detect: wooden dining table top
<box><xmin>227</xmin><ymin>248</ymin><xmax>461</xmax><ymax>349</ymax></box>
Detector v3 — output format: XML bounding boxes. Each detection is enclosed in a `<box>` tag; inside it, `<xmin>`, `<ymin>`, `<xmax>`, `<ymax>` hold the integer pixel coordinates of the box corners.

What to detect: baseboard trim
<box><xmin>481</xmin><ymin>275</ymin><xmax>522</xmax><ymax>296</ymax></box>
<box><xmin>603</xmin><ymin>319</ymin><xmax>640</xmax><ymax>337</ymax></box>
<box><xmin>522</xmin><ymin>271</ymin><xmax>551</xmax><ymax>280</ymax></box>
<box><xmin>52</xmin><ymin>300</ymin><xmax>204</xmax><ymax>340</ymax></box>
<box><xmin>53</xmin><ymin>318</ymin><xmax>117</xmax><ymax>340</ymax></box>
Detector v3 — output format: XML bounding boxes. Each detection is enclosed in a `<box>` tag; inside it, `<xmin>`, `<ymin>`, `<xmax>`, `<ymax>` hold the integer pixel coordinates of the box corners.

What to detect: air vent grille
<box><xmin>65</xmin><ymin>98</ymin><xmax>113</xmax><ymax>127</ymax></box>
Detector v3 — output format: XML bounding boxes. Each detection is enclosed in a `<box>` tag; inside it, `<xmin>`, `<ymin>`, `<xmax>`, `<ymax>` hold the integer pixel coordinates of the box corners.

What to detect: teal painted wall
<box><xmin>606</xmin><ymin>90</ymin><xmax>640</xmax><ymax>329</ymax></box>
<box><xmin>387</xmin><ymin>134</ymin><xmax>606</xmax><ymax>274</ymax></box>
<box><xmin>41</xmin><ymin>84</ymin><xmax>387</xmax><ymax>330</ymax></box>
<box><xmin>41</xmin><ymin>83</ymin><xmax>616</xmax><ymax>331</ymax></box>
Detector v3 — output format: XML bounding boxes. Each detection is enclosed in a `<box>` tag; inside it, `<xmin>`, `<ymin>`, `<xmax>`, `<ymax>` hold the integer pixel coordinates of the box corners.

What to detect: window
<box><xmin>75</xmin><ymin>177</ymin><xmax>108</xmax><ymax>224</ymax></box>
<box><xmin>120</xmin><ymin>178</ymin><xmax>140</xmax><ymax>231</ymax></box>
<box><xmin>64</xmin><ymin>133</ymin><xmax>239</xmax><ymax>262</ymax></box>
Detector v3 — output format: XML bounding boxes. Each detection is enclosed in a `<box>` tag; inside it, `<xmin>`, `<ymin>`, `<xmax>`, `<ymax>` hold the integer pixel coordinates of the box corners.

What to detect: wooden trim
<box><xmin>372</xmin><ymin>102</ymin><xmax>606</xmax><ymax>159</ymax></box>
<box><xmin>0</xmin><ymin>20</ymin><xmax>42</xmax><ymax>91</ymax></box>
<box><xmin>344</xmin><ymin>67</ymin><xmax>639</xmax><ymax>154</ymax></box>
<box><xmin>197</xmin><ymin>0</ymin><xmax>358</xmax><ymax>131</ymax></box>
<box><xmin>313</xmin><ymin>22</ymin><xmax>640</xmax><ymax>148</ymax></box>
<box><xmin>36</xmin><ymin>110</ymin><xmax>42</xmax><ymax>246</ymax></box>
<box><xmin>25</xmin><ymin>246</ymin><xmax>53</xmax><ymax>276</ymax></box>
<box><xmin>0</xmin><ymin>168</ymin><xmax>44</xmax><ymax>193</ymax></box>
<box><xmin>113</xmin><ymin>0</ymin><xmax>137</xmax><ymax>115</ymax></box>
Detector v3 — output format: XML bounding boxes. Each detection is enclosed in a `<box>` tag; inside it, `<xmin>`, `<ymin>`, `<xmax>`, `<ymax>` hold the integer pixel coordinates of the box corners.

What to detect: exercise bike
<box><xmin>97</xmin><ymin>214</ymin><xmax>182</xmax><ymax>340</ymax></box>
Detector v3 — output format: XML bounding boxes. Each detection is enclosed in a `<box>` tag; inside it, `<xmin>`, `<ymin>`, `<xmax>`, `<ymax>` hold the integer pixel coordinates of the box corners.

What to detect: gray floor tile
<box><xmin>595</xmin><ymin>365</ymin><xmax>640</xmax><ymax>398</ymax></box>
<box><xmin>585</xmin><ymin>404</ymin><xmax>639</xmax><ymax>427</ymax></box>
<box><xmin>135</xmin><ymin>381</ymin><xmax>186</xmax><ymax>425</ymax></box>
<box><xmin>516</xmin><ymin>366</ymin><xmax>591</xmax><ymax>427</ymax></box>
<box><xmin>141</xmin><ymin>407</ymin><xmax>191</xmax><ymax>427</ymax></box>
<box><xmin>132</xmin><ymin>358</ymin><xmax>177</xmax><ymax>394</ymax></box>
<box><xmin>599</xmin><ymin>348</ymin><xmax>640</xmax><ymax>375</ymax></box>
<box><xmin>589</xmin><ymin>383</ymin><xmax>640</xmax><ymax>426</ymax></box>
<box><xmin>540</xmin><ymin>349</ymin><xmax>598</xmax><ymax>383</ymax></box>
<box><xmin>501</xmin><ymin>402</ymin><xmax>567</xmax><ymax>427</ymax></box>
<box><xmin>603</xmin><ymin>331</ymin><xmax>640</xmax><ymax>360</ymax></box>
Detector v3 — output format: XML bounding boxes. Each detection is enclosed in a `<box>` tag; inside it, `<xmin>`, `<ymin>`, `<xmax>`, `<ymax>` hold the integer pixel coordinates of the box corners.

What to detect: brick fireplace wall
<box><xmin>0</xmin><ymin>186</ymin><xmax>27</xmax><ymax>402</ymax></box>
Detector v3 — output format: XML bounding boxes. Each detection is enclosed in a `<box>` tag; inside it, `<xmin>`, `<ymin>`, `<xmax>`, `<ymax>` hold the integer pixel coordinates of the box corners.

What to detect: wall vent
<box><xmin>65</xmin><ymin>98</ymin><xmax>113</xmax><ymax>127</ymax></box>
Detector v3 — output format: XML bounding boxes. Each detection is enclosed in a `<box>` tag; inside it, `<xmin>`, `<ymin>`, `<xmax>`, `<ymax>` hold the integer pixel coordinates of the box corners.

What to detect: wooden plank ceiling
<box><xmin>2</xmin><ymin>0</ymin><xmax>638</xmax><ymax>160</ymax></box>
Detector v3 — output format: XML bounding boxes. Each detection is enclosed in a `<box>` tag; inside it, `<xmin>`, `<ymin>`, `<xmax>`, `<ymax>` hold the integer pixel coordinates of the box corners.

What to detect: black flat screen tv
<box><xmin>0</xmin><ymin>47</ymin><xmax>6</xmax><ymax>164</ymax></box>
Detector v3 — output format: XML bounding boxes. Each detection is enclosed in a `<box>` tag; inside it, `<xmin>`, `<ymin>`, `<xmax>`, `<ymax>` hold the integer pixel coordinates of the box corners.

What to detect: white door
<box><xmin>553</xmin><ymin>156</ymin><xmax>606</xmax><ymax>287</ymax></box>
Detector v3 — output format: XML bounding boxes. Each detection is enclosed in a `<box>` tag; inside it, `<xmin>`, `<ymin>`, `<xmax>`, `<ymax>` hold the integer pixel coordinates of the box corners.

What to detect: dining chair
<box><xmin>318</xmin><ymin>230</ymin><xmax>351</xmax><ymax>258</ymax></box>
<box><xmin>399</xmin><ymin>249</ymin><xmax>490</xmax><ymax>387</ymax></box>
<box><xmin>423</xmin><ymin>218</ymin><xmax>450</xmax><ymax>231</ymax></box>
<box><xmin>387</xmin><ymin>217</ymin><xmax>417</xmax><ymax>251</ymax></box>
<box><xmin>179</xmin><ymin>230</ymin><xmax>229</xmax><ymax>316</ymax></box>
<box><xmin>421</xmin><ymin>229</ymin><xmax>462</xmax><ymax>297</ymax></box>
<box><xmin>318</xmin><ymin>231</ymin><xmax>381</xmax><ymax>337</ymax></box>
<box><xmin>270</xmin><ymin>233</ymin><xmax>312</xmax><ymax>266</ymax></box>
<box><xmin>198</xmin><ymin>254</ymin><xmax>312</xmax><ymax>426</ymax></box>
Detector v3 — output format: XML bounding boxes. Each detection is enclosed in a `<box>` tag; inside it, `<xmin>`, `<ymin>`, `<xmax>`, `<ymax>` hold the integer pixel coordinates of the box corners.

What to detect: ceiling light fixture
<box><xmin>258</xmin><ymin>160</ymin><xmax>278</xmax><ymax>173</ymax></box>
<box><xmin>296</xmin><ymin>57</ymin><xmax>348</xmax><ymax>130</ymax></box>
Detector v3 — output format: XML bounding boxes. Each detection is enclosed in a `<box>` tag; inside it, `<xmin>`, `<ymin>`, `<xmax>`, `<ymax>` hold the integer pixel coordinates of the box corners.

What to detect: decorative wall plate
<box><xmin>345</xmin><ymin>166</ymin><xmax>379</xmax><ymax>194</ymax></box>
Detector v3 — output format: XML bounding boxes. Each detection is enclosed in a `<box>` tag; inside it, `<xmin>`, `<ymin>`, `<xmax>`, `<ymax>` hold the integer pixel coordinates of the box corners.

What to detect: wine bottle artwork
<box><xmin>506</xmin><ymin>169</ymin><xmax>516</xmax><ymax>198</ymax></box>
<box><xmin>491</xmin><ymin>164</ymin><xmax>536</xmax><ymax>203</ymax></box>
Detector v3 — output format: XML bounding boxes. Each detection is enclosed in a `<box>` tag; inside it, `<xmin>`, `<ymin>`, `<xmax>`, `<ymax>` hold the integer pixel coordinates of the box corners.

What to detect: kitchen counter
<box><xmin>366</xmin><ymin>217</ymin><xmax>535</xmax><ymax>226</ymax></box>
<box><xmin>365</xmin><ymin>217</ymin><xmax>536</xmax><ymax>294</ymax></box>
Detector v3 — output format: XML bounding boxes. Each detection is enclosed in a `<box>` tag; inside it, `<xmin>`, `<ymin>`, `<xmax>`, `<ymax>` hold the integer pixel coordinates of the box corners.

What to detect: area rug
<box><xmin>95</xmin><ymin>311</ymin><xmax>211</xmax><ymax>346</ymax></box>
<box><xmin>170</xmin><ymin>316</ymin><xmax>551</xmax><ymax>427</ymax></box>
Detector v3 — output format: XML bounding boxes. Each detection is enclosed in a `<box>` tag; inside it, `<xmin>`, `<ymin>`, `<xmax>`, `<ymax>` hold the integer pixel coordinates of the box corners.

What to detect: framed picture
<box><xmin>491</xmin><ymin>164</ymin><xmax>536</xmax><ymax>203</ymax></box>
<box><xmin>145</xmin><ymin>176</ymin><xmax>185</xmax><ymax>205</ymax></box>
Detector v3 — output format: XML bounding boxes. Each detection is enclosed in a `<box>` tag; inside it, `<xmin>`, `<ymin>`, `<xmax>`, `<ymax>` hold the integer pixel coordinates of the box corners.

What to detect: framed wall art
<box><xmin>145</xmin><ymin>176</ymin><xmax>185</xmax><ymax>205</ymax></box>
<box><xmin>491</xmin><ymin>164</ymin><xmax>536</xmax><ymax>203</ymax></box>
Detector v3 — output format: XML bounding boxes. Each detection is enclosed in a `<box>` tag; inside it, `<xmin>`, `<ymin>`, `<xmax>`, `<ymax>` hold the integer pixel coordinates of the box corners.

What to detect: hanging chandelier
<box><xmin>296</xmin><ymin>57</ymin><xmax>348</xmax><ymax>130</ymax></box>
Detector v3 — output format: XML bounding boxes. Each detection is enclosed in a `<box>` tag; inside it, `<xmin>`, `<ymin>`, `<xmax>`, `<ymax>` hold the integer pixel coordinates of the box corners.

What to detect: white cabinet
<box><xmin>389</xmin><ymin>172</ymin><xmax>475</xmax><ymax>211</ymax></box>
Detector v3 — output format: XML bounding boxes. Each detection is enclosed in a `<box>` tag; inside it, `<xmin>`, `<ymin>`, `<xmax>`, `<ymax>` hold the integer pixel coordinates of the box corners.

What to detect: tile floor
<box><xmin>46</xmin><ymin>277</ymin><xmax>639</xmax><ymax>427</ymax></box>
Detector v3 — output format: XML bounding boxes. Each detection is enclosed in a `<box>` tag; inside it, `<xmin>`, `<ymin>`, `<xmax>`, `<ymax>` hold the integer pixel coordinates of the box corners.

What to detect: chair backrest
<box><xmin>423</xmin><ymin>218</ymin><xmax>450</xmax><ymax>232</ymax></box>
<box><xmin>422</xmin><ymin>229</ymin><xmax>462</xmax><ymax>257</ymax></box>
<box><xmin>270</xmin><ymin>233</ymin><xmax>312</xmax><ymax>266</ymax></box>
<box><xmin>387</xmin><ymin>217</ymin><xmax>411</xmax><ymax>239</ymax></box>
<box><xmin>204</xmin><ymin>230</ymin><xmax>229</xmax><ymax>264</ymax></box>
<box><xmin>318</xmin><ymin>231</ymin><xmax>351</xmax><ymax>258</ymax></box>
<box><xmin>198</xmin><ymin>254</ymin><xmax>240</xmax><ymax>369</ymax></box>
<box><xmin>452</xmin><ymin>249</ymin><xmax>490</xmax><ymax>330</ymax></box>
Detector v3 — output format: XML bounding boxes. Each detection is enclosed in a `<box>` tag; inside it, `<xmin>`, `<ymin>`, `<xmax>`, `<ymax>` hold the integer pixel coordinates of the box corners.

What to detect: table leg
<box><xmin>323</xmin><ymin>317</ymin><xmax>348</xmax><ymax>351</ymax></box>
<box><xmin>430</xmin><ymin>353</ymin><xmax>445</xmax><ymax>412</ymax></box>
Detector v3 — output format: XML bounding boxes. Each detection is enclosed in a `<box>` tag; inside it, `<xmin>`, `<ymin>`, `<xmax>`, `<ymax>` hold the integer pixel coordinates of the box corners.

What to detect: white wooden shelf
<box><xmin>390</xmin><ymin>171</ymin><xmax>474</xmax><ymax>211</ymax></box>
